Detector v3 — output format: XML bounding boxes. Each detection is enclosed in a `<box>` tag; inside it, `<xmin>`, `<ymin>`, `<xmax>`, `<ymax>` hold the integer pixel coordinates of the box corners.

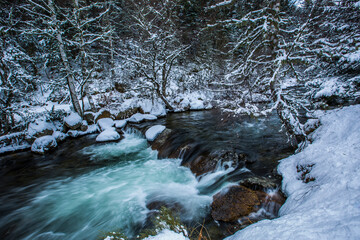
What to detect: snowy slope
<box><xmin>226</xmin><ymin>105</ymin><xmax>360</xmax><ymax>240</ymax></box>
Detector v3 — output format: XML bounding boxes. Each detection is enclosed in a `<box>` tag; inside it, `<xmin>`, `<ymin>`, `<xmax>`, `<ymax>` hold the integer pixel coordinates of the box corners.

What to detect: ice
<box><xmin>226</xmin><ymin>105</ymin><xmax>360</xmax><ymax>240</ymax></box>
<box><xmin>96</xmin><ymin>128</ymin><xmax>121</xmax><ymax>142</ymax></box>
<box><xmin>31</xmin><ymin>135</ymin><xmax>57</xmax><ymax>154</ymax></box>
<box><xmin>97</xmin><ymin>118</ymin><xmax>115</xmax><ymax>131</ymax></box>
<box><xmin>145</xmin><ymin>125</ymin><xmax>166</xmax><ymax>141</ymax></box>
<box><xmin>143</xmin><ymin>229</ymin><xmax>189</xmax><ymax>240</ymax></box>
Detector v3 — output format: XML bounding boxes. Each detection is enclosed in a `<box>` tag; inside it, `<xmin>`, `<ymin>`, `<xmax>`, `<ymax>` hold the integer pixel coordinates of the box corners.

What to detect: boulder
<box><xmin>64</xmin><ymin>112</ymin><xmax>82</xmax><ymax>130</ymax></box>
<box><xmin>27</xmin><ymin>119</ymin><xmax>55</xmax><ymax>141</ymax></box>
<box><xmin>83</xmin><ymin>112</ymin><xmax>95</xmax><ymax>125</ymax></box>
<box><xmin>116</xmin><ymin>107</ymin><xmax>144</xmax><ymax>120</ymax></box>
<box><xmin>187</xmin><ymin>150</ymin><xmax>247</xmax><ymax>176</ymax></box>
<box><xmin>151</xmin><ymin>128</ymin><xmax>174</xmax><ymax>155</ymax></box>
<box><xmin>31</xmin><ymin>136</ymin><xmax>58</xmax><ymax>154</ymax></box>
<box><xmin>96</xmin><ymin>128</ymin><xmax>121</xmax><ymax>142</ymax></box>
<box><xmin>114</xmin><ymin>120</ymin><xmax>127</xmax><ymax>129</ymax></box>
<box><xmin>239</xmin><ymin>176</ymin><xmax>278</xmax><ymax>191</ymax></box>
<box><xmin>95</xmin><ymin>110</ymin><xmax>113</xmax><ymax>123</ymax></box>
<box><xmin>52</xmin><ymin>131</ymin><xmax>67</xmax><ymax>142</ymax></box>
<box><xmin>97</xmin><ymin>118</ymin><xmax>115</xmax><ymax>131</ymax></box>
<box><xmin>80</xmin><ymin>120</ymin><xmax>88</xmax><ymax>132</ymax></box>
<box><xmin>128</xmin><ymin>113</ymin><xmax>157</xmax><ymax>123</ymax></box>
<box><xmin>145</xmin><ymin>125</ymin><xmax>166</xmax><ymax>141</ymax></box>
<box><xmin>67</xmin><ymin>130</ymin><xmax>80</xmax><ymax>138</ymax></box>
<box><xmin>211</xmin><ymin>186</ymin><xmax>260</xmax><ymax>222</ymax></box>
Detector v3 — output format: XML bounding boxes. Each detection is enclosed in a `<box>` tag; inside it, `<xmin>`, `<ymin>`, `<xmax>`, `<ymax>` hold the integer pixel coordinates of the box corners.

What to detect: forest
<box><xmin>0</xmin><ymin>0</ymin><xmax>360</xmax><ymax>240</ymax></box>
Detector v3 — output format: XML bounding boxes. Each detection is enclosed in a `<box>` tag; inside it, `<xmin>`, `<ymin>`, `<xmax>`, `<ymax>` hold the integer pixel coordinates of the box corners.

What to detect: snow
<box><xmin>96</xmin><ymin>128</ymin><xmax>121</xmax><ymax>142</ymax></box>
<box><xmin>97</xmin><ymin>118</ymin><xmax>115</xmax><ymax>131</ymax></box>
<box><xmin>27</xmin><ymin>119</ymin><xmax>55</xmax><ymax>138</ymax></box>
<box><xmin>143</xmin><ymin>229</ymin><xmax>189</xmax><ymax>240</ymax></box>
<box><xmin>64</xmin><ymin>112</ymin><xmax>82</xmax><ymax>128</ymax></box>
<box><xmin>31</xmin><ymin>135</ymin><xmax>57</xmax><ymax>154</ymax></box>
<box><xmin>145</xmin><ymin>125</ymin><xmax>166</xmax><ymax>141</ymax></box>
<box><xmin>226</xmin><ymin>105</ymin><xmax>360</xmax><ymax>240</ymax></box>
<box><xmin>175</xmin><ymin>92</ymin><xmax>212</xmax><ymax>111</ymax></box>
<box><xmin>0</xmin><ymin>143</ymin><xmax>31</xmax><ymax>154</ymax></box>
<box><xmin>52</xmin><ymin>131</ymin><xmax>67</xmax><ymax>142</ymax></box>
<box><xmin>128</xmin><ymin>113</ymin><xmax>157</xmax><ymax>123</ymax></box>
<box><xmin>342</xmin><ymin>49</ymin><xmax>360</xmax><ymax>63</ymax></box>
<box><xmin>114</xmin><ymin>120</ymin><xmax>127</xmax><ymax>129</ymax></box>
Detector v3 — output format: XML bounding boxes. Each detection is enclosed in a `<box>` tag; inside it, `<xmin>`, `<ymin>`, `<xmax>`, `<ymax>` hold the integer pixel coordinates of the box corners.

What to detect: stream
<box><xmin>0</xmin><ymin>110</ymin><xmax>294</xmax><ymax>240</ymax></box>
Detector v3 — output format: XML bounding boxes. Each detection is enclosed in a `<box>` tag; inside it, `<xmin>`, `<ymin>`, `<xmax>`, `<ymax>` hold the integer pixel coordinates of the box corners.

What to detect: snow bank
<box><xmin>128</xmin><ymin>113</ymin><xmax>157</xmax><ymax>123</ymax></box>
<box><xmin>31</xmin><ymin>136</ymin><xmax>57</xmax><ymax>154</ymax></box>
<box><xmin>175</xmin><ymin>92</ymin><xmax>212</xmax><ymax>111</ymax></box>
<box><xmin>96</xmin><ymin>128</ymin><xmax>121</xmax><ymax>142</ymax></box>
<box><xmin>145</xmin><ymin>125</ymin><xmax>166</xmax><ymax>141</ymax></box>
<box><xmin>226</xmin><ymin>105</ymin><xmax>360</xmax><ymax>240</ymax></box>
<box><xmin>143</xmin><ymin>229</ymin><xmax>189</xmax><ymax>240</ymax></box>
<box><xmin>97</xmin><ymin>118</ymin><xmax>115</xmax><ymax>131</ymax></box>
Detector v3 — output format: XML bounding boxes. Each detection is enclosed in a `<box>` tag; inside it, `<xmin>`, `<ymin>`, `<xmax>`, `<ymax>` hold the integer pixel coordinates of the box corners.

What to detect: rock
<box><xmin>114</xmin><ymin>120</ymin><xmax>127</xmax><ymax>129</ymax></box>
<box><xmin>67</xmin><ymin>130</ymin><xmax>80</xmax><ymax>138</ymax></box>
<box><xmin>128</xmin><ymin>113</ymin><xmax>157</xmax><ymax>123</ymax></box>
<box><xmin>116</xmin><ymin>107</ymin><xmax>144</xmax><ymax>120</ymax></box>
<box><xmin>64</xmin><ymin>112</ymin><xmax>82</xmax><ymax>130</ymax></box>
<box><xmin>97</xmin><ymin>118</ymin><xmax>115</xmax><ymax>131</ymax></box>
<box><xmin>239</xmin><ymin>176</ymin><xmax>278</xmax><ymax>191</ymax></box>
<box><xmin>83</xmin><ymin>111</ymin><xmax>95</xmax><ymax>125</ymax></box>
<box><xmin>80</xmin><ymin>120</ymin><xmax>88</xmax><ymax>132</ymax></box>
<box><xmin>95</xmin><ymin>110</ymin><xmax>113</xmax><ymax>123</ymax></box>
<box><xmin>31</xmin><ymin>136</ymin><xmax>58</xmax><ymax>154</ymax></box>
<box><xmin>145</xmin><ymin>125</ymin><xmax>166</xmax><ymax>141</ymax></box>
<box><xmin>151</xmin><ymin>128</ymin><xmax>174</xmax><ymax>155</ymax></box>
<box><xmin>211</xmin><ymin>186</ymin><xmax>260</xmax><ymax>222</ymax></box>
<box><xmin>96</xmin><ymin>128</ymin><xmax>121</xmax><ymax>142</ymax></box>
<box><xmin>187</xmin><ymin>150</ymin><xmax>247</xmax><ymax>176</ymax></box>
<box><xmin>52</xmin><ymin>131</ymin><xmax>67</xmax><ymax>142</ymax></box>
<box><xmin>27</xmin><ymin>119</ymin><xmax>55</xmax><ymax>141</ymax></box>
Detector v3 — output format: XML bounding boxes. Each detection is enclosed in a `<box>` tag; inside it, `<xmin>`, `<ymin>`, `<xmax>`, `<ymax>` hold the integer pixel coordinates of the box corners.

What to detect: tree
<box><xmin>118</xmin><ymin>0</ymin><xmax>190</xmax><ymax>110</ymax></box>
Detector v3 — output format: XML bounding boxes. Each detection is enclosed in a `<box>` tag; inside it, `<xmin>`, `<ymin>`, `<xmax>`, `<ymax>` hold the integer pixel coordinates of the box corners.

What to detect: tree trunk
<box><xmin>49</xmin><ymin>0</ymin><xmax>82</xmax><ymax>116</ymax></box>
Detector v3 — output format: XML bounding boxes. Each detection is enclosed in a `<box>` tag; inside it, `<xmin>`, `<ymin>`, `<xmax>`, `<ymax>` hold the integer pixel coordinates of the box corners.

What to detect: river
<box><xmin>0</xmin><ymin>110</ymin><xmax>294</xmax><ymax>240</ymax></box>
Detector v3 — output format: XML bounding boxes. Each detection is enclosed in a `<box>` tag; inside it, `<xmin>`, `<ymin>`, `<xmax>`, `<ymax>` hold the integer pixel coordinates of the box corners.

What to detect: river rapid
<box><xmin>0</xmin><ymin>110</ymin><xmax>294</xmax><ymax>240</ymax></box>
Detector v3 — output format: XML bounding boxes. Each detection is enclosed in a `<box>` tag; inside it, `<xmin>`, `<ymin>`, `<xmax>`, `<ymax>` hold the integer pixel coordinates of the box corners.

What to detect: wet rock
<box><xmin>116</xmin><ymin>107</ymin><xmax>143</xmax><ymax>120</ymax></box>
<box><xmin>64</xmin><ymin>112</ymin><xmax>82</xmax><ymax>130</ymax></box>
<box><xmin>83</xmin><ymin>112</ymin><xmax>95</xmax><ymax>125</ymax></box>
<box><xmin>151</xmin><ymin>128</ymin><xmax>174</xmax><ymax>156</ymax></box>
<box><xmin>95</xmin><ymin>110</ymin><xmax>113</xmax><ymax>123</ymax></box>
<box><xmin>239</xmin><ymin>176</ymin><xmax>278</xmax><ymax>191</ymax></box>
<box><xmin>186</xmin><ymin>150</ymin><xmax>247</xmax><ymax>176</ymax></box>
<box><xmin>31</xmin><ymin>136</ymin><xmax>57</xmax><ymax>154</ymax></box>
<box><xmin>211</xmin><ymin>186</ymin><xmax>260</xmax><ymax>222</ymax></box>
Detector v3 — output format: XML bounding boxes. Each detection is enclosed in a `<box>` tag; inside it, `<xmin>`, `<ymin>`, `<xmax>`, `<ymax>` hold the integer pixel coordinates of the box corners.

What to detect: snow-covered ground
<box><xmin>226</xmin><ymin>105</ymin><xmax>360</xmax><ymax>240</ymax></box>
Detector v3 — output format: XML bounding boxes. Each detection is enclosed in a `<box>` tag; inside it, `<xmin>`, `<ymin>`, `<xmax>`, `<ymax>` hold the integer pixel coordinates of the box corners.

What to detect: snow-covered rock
<box><xmin>52</xmin><ymin>131</ymin><xmax>67</xmax><ymax>142</ymax></box>
<box><xmin>145</xmin><ymin>125</ymin><xmax>166</xmax><ymax>141</ymax></box>
<box><xmin>64</xmin><ymin>112</ymin><xmax>82</xmax><ymax>130</ymax></box>
<box><xmin>225</xmin><ymin>105</ymin><xmax>360</xmax><ymax>240</ymax></box>
<box><xmin>143</xmin><ymin>229</ymin><xmax>189</xmax><ymax>240</ymax></box>
<box><xmin>97</xmin><ymin>118</ymin><xmax>115</xmax><ymax>131</ymax></box>
<box><xmin>67</xmin><ymin>130</ymin><xmax>80</xmax><ymax>138</ymax></box>
<box><xmin>128</xmin><ymin>113</ymin><xmax>157</xmax><ymax>123</ymax></box>
<box><xmin>27</xmin><ymin>119</ymin><xmax>55</xmax><ymax>140</ymax></box>
<box><xmin>114</xmin><ymin>120</ymin><xmax>127</xmax><ymax>129</ymax></box>
<box><xmin>31</xmin><ymin>136</ymin><xmax>57</xmax><ymax>154</ymax></box>
<box><xmin>189</xmin><ymin>99</ymin><xmax>205</xmax><ymax>110</ymax></box>
<box><xmin>96</xmin><ymin>128</ymin><xmax>121</xmax><ymax>142</ymax></box>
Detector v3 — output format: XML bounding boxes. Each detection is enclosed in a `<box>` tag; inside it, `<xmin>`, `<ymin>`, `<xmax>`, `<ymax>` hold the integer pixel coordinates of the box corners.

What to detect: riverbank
<box><xmin>225</xmin><ymin>104</ymin><xmax>360</xmax><ymax>240</ymax></box>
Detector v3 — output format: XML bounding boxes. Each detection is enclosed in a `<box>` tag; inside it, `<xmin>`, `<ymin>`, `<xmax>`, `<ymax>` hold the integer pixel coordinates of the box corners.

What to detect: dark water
<box><xmin>0</xmin><ymin>110</ymin><xmax>294</xmax><ymax>240</ymax></box>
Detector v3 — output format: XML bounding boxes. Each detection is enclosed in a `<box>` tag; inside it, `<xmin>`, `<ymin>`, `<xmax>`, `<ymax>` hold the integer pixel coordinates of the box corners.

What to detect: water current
<box><xmin>0</xmin><ymin>110</ymin><xmax>294</xmax><ymax>240</ymax></box>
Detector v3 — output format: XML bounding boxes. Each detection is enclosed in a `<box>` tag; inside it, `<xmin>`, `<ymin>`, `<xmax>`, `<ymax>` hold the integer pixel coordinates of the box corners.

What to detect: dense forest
<box><xmin>1</xmin><ymin>0</ymin><xmax>359</xmax><ymax>143</ymax></box>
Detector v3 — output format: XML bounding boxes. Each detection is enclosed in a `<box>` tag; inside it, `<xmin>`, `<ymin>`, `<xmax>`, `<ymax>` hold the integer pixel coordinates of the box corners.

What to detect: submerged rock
<box><xmin>31</xmin><ymin>135</ymin><xmax>58</xmax><ymax>154</ymax></box>
<box><xmin>211</xmin><ymin>185</ymin><xmax>260</xmax><ymax>222</ymax></box>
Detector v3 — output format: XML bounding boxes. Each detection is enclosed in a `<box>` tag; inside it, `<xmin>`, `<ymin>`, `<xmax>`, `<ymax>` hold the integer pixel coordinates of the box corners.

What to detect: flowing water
<box><xmin>0</xmin><ymin>110</ymin><xmax>294</xmax><ymax>240</ymax></box>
